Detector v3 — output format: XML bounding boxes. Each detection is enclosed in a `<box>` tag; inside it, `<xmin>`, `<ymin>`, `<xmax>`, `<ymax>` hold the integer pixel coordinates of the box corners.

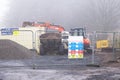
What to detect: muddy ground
<box><xmin>0</xmin><ymin>40</ymin><xmax>120</xmax><ymax>80</ymax></box>
<box><xmin>0</xmin><ymin>53</ymin><xmax>119</xmax><ymax>80</ymax></box>
<box><xmin>0</xmin><ymin>67</ymin><xmax>120</xmax><ymax>80</ymax></box>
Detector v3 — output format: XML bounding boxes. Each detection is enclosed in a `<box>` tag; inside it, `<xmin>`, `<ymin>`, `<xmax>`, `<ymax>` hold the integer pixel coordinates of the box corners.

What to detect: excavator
<box><xmin>22</xmin><ymin>21</ymin><xmax>66</xmax><ymax>55</ymax></box>
<box><xmin>33</xmin><ymin>22</ymin><xmax>67</xmax><ymax>55</ymax></box>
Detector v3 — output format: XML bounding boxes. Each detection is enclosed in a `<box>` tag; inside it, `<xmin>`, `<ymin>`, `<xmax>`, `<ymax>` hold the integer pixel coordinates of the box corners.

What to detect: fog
<box><xmin>1</xmin><ymin>0</ymin><xmax>120</xmax><ymax>32</ymax></box>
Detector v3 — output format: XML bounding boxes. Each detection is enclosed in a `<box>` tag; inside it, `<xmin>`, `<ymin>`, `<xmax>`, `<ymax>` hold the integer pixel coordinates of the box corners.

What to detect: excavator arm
<box><xmin>47</xmin><ymin>25</ymin><xmax>65</xmax><ymax>32</ymax></box>
<box><xmin>34</xmin><ymin>22</ymin><xmax>65</xmax><ymax>32</ymax></box>
<box><xmin>22</xmin><ymin>22</ymin><xmax>65</xmax><ymax>32</ymax></box>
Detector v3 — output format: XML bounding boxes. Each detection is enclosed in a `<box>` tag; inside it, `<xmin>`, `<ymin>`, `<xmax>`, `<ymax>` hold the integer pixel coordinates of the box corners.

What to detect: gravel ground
<box><xmin>0</xmin><ymin>55</ymin><xmax>101</xmax><ymax>70</ymax></box>
<box><xmin>0</xmin><ymin>54</ymin><xmax>119</xmax><ymax>80</ymax></box>
<box><xmin>0</xmin><ymin>67</ymin><xmax>119</xmax><ymax>80</ymax></box>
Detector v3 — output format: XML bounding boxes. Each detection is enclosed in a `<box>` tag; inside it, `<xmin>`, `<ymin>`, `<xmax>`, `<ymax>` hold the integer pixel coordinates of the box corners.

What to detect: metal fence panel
<box><xmin>89</xmin><ymin>31</ymin><xmax>120</xmax><ymax>66</ymax></box>
<box><xmin>37</xmin><ymin>31</ymin><xmax>101</xmax><ymax>66</ymax></box>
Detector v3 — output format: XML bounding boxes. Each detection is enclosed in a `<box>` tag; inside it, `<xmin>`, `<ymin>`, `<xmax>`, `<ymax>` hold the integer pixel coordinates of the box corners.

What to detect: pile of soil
<box><xmin>0</xmin><ymin>39</ymin><xmax>37</xmax><ymax>60</ymax></box>
<box><xmin>96</xmin><ymin>52</ymin><xmax>120</xmax><ymax>67</ymax></box>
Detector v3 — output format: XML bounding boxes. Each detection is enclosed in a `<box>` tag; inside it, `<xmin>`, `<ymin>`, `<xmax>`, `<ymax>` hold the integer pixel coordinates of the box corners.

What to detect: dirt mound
<box><xmin>0</xmin><ymin>39</ymin><xmax>37</xmax><ymax>60</ymax></box>
<box><xmin>96</xmin><ymin>52</ymin><xmax>120</xmax><ymax>67</ymax></box>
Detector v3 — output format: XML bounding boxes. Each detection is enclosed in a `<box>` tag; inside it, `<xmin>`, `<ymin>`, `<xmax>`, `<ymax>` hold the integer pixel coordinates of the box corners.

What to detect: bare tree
<box><xmin>84</xmin><ymin>0</ymin><xmax>120</xmax><ymax>31</ymax></box>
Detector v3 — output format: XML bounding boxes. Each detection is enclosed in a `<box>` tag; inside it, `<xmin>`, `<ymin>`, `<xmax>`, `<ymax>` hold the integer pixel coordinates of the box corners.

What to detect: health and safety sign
<box><xmin>68</xmin><ymin>36</ymin><xmax>84</xmax><ymax>59</ymax></box>
<box><xmin>1</xmin><ymin>28</ymin><xmax>19</xmax><ymax>35</ymax></box>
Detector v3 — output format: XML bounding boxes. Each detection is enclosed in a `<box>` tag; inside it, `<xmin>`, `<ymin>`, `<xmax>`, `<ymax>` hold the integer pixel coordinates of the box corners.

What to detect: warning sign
<box><xmin>68</xmin><ymin>36</ymin><xmax>84</xmax><ymax>59</ymax></box>
<box><xmin>13</xmin><ymin>30</ymin><xmax>19</xmax><ymax>36</ymax></box>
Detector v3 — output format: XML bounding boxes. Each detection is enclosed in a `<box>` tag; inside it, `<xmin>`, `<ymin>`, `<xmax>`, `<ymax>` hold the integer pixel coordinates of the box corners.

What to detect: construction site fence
<box><xmin>0</xmin><ymin>30</ymin><xmax>95</xmax><ymax>67</ymax></box>
<box><xmin>0</xmin><ymin>29</ymin><xmax>120</xmax><ymax>68</ymax></box>
<box><xmin>90</xmin><ymin>31</ymin><xmax>120</xmax><ymax>64</ymax></box>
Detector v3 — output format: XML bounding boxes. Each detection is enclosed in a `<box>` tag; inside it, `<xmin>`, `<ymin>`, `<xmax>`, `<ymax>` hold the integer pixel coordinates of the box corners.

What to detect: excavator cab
<box><xmin>70</xmin><ymin>28</ymin><xmax>92</xmax><ymax>53</ymax></box>
<box><xmin>70</xmin><ymin>28</ymin><xmax>86</xmax><ymax>37</ymax></box>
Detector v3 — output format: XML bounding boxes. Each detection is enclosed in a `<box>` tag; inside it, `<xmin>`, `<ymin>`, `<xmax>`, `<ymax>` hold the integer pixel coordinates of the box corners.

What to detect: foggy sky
<box><xmin>1</xmin><ymin>0</ymin><xmax>91</xmax><ymax>30</ymax></box>
<box><xmin>1</xmin><ymin>0</ymin><xmax>120</xmax><ymax>32</ymax></box>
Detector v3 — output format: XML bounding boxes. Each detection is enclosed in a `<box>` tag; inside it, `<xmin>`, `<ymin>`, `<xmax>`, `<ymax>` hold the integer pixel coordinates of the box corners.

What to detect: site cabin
<box><xmin>0</xmin><ymin>27</ymin><xmax>45</xmax><ymax>54</ymax></box>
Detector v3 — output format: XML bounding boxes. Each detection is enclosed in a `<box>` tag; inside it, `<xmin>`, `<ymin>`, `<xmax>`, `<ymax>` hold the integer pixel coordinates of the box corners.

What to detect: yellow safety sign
<box><xmin>96</xmin><ymin>40</ymin><xmax>109</xmax><ymax>48</ymax></box>
<box><xmin>13</xmin><ymin>30</ymin><xmax>19</xmax><ymax>36</ymax></box>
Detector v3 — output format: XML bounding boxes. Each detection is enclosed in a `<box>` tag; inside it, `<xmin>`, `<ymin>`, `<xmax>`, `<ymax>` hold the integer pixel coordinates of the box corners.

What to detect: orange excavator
<box><xmin>22</xmin><ymin>21</ymin><xmax>66</xmax><ymax>55</ymax></box>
